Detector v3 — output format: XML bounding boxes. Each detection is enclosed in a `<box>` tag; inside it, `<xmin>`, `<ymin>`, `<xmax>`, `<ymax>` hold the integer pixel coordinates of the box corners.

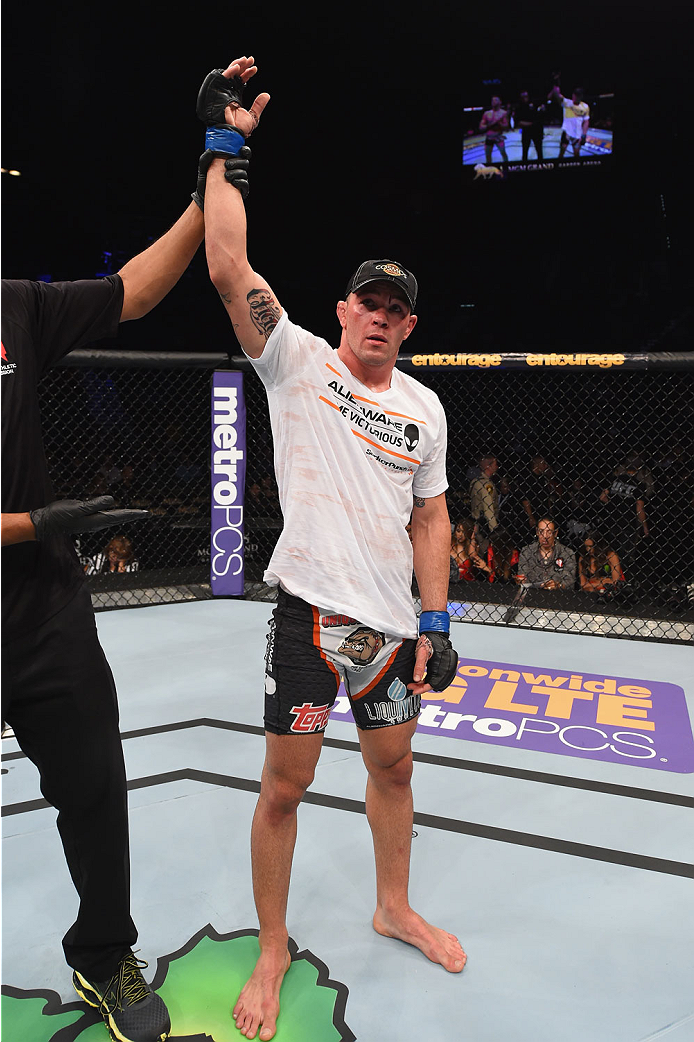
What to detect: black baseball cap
<box><xmin>345</xmin><ymin>259</ymin><xmax>418</xmax><ymax>312</ymax></box>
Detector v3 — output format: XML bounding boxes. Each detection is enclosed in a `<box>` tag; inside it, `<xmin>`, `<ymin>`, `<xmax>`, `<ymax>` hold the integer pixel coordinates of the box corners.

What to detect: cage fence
<box><xmin>41</xmin><ymin>349</ymin><xmax>694</xmax><ymax>643</ymax></box>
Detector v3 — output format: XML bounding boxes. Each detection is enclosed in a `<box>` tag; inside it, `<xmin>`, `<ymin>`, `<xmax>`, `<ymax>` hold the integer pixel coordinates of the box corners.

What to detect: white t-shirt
<box><xmin>561</xmin><ymin>97</ymin><xmax>590</xmax><ymax>139</ymax></box>
<box><xmin>247</xmin><ymin>312</ymin><xmax>448</xmax><ymax>639</ymax></box>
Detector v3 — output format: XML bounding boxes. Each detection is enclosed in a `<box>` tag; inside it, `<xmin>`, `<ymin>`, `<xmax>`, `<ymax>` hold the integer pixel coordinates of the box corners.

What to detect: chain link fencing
<box><xmin>42</xmin><ymin>349</ymin><xmax>693</xmax><ymax>643</ymax></box>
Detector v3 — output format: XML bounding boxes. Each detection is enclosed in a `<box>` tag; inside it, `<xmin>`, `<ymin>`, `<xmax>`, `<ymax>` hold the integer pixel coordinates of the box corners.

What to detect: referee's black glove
<box><xmin>30</xmin><ymin>497</ymin><xmax>149</xmax><ymax>542</ymax></box>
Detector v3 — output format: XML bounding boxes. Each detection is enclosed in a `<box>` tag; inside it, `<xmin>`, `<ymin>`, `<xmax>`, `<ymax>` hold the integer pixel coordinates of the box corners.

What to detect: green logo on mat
<box><xmin>1</xmin><ymin>925</ymin><xmax>355</xmax><ymax>1041</ymax></box>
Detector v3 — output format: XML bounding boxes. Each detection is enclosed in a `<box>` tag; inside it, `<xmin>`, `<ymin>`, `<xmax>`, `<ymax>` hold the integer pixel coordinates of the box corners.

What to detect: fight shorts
<box><xmin>264</xmin><ymin>588</ymin><xmax>420</xmax><ymax>734</ymax></box>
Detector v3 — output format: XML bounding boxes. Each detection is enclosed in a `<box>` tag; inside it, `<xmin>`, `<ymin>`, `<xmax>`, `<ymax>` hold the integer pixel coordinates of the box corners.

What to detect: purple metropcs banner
<box><xmin>210</xmin><ymin>371</ymin><xmax>246</xmax><ymax>595</ymax></box>
<box><xmin>331</xmin><ymin>657</ymin><xmax>694</xmax><ymax>773</ymax></box>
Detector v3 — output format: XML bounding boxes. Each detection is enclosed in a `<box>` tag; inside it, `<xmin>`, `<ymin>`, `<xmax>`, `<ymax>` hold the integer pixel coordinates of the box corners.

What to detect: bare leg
<box><xmin>233</xmin><ymin>732</ymin><xmax>324</xmax><ymax>1040</ymax></box>
<box><xmin>359</xmin><ymin>718</ymin><xmax>467</xmax><ymax>973</ymax></box>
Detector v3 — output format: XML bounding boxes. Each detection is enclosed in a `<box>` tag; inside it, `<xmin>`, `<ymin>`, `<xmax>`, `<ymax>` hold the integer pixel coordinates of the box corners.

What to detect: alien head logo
<box><xmin>404</xmin><ymin>424</ymin><xmax>420</xmax><ymax>452</ymax></box>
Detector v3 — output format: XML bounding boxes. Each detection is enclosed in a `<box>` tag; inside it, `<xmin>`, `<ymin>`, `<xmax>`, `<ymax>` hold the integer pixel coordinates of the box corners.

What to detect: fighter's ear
<box><xmin>402</xmin><ymin>313</ymin><xmax>418</xmax><ymax>339</ymax></box>
<box><xmin>336</xmin><ymin>299</ymin><xmax>347</xmax><ymax>329</ymax></box>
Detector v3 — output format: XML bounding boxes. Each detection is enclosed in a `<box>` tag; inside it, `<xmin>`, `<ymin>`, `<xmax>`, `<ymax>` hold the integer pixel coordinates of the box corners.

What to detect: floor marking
<box><xmin>5</xmin><ymin>767</ymin><xmax>693</xmax><ymax>879</ymax></box>
<box><xmin>4</xmin><ymin>717</ymin><xmax>693</xmax><ymax>807</ymax></box>
<box><xmin>637</xmin><ymin>1011</ymin><xmax>694</xmax><ymax>1041</ymax></box>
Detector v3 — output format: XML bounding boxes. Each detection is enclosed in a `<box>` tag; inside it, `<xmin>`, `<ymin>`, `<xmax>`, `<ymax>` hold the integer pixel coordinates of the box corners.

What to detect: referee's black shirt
<box><xmin>1</xmin><ymin>276</ymin><xmax>123</xmax><ymax>642</ymax></box>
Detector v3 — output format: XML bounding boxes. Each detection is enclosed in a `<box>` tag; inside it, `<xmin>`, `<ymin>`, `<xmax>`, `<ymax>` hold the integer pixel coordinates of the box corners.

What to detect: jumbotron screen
<box><xmin>462</xmin><ymin>75</ymin><xmax>613</xmax><ymax>180</ymax></box>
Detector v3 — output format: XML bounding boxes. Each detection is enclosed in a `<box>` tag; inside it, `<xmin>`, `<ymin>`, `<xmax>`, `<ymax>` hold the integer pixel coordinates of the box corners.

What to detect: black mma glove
<box><xmin>417</xmin><ymin>611</ymin><xmax>459</xmax><ymax>691</ymax></box>
<box><xmin>30</xmin><ymin>497</ymin><xmax>149</xmax><ymax>542</ymax></box>
<box><xmin>192</xmin><ymin>68</ymin><xmax>252</xmax><ymax>209</ymax></box>
<box><xmin>196</xmin><ymin>68</ymin><xmax>247</xmax><ymax>125</ymax></box>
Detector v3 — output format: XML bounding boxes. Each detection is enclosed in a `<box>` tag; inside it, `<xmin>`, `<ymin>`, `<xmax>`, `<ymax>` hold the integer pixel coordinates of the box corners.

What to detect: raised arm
<box><xmin>200</xmin><ymin>57</ymin><xmax>279</xmax><ymax>358</ymax></box>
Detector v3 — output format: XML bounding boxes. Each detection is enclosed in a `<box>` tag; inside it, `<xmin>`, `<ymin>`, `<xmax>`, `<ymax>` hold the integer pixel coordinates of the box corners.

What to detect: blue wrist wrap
<box><xmin>205</xmin><ymin>126</ymin><xmax>245</xmax><ymax>156</ymax></box>
<box><xmin>419</xmin><ymin>610</ymin><xmax>450</xmax><ymax>635</ymax></box>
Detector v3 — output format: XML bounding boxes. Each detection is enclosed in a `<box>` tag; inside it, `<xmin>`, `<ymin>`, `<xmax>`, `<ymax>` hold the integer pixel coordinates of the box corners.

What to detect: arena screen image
<box><xmin>463</xmin><ymin>74</ymin><xmax>613</xmax><ymax>179</ymax></box>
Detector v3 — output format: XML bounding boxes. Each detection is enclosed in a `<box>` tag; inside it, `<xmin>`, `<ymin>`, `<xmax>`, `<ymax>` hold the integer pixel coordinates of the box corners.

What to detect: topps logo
<box><xmin>211</xmin><ymin>385</ymin><xmax>244</xmax><ymax>578</ymax></box>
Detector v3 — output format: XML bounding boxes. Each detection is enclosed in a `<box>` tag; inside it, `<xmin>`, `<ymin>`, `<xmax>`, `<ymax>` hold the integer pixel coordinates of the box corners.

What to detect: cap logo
<box><xmin>376</xmin><ymin>263</ymin><xmax>405</xmax><ymax>277</ymax></box>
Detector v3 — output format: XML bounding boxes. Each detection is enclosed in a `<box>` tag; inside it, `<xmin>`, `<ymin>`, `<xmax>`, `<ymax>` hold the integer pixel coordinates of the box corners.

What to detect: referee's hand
<box><xmin>30</xmin><ymin>497</ymin><xmax>149</xmax><ymax>541</ymax></box>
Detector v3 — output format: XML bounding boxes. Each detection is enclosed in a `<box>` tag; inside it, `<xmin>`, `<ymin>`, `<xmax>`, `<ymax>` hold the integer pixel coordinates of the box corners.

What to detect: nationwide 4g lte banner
<box><xmin>331</xmin><ymin>657</ymin><xmax>694</xmax><ymax>774</ymax></box>
<box><xmin>210</xmin><ymin>371</ymin><xmax>246</xmax><ymax>596</ymax></box>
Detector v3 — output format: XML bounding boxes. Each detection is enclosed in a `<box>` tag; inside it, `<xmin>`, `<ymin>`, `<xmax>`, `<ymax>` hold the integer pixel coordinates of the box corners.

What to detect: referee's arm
<box><xmin>1</xmin><ymin>513</ymin><xmax>35</xmax><ymax>546</ymax></box>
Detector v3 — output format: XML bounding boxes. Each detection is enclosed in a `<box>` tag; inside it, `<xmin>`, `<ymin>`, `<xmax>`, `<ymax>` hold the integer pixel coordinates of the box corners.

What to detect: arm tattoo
<box><xmin>247</xmin><ymin>287</ymin><xmax>281</xmax><ymax>340</ymax></box>
<box><xmin>413</xmin><ymin>496</ymin><xmax>426</xmax><ymax>508</ymax></box>
<box><xmin>219</xmin><ymin>291</ymin><xmax>232</xmax><ymax>305</ymax></box>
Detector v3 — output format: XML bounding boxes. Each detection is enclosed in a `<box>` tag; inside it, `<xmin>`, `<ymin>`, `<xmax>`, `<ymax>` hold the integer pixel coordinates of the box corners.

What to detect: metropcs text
<box><xmin>420</xmin><ymin>664</ymin><xmax>656</xmax><ymax>758</ymax></box>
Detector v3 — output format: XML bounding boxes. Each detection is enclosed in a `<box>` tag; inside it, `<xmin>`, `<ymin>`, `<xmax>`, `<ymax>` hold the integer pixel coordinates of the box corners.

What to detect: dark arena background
<box><xmin>3</xmin><ymin>4</ymin><xmax>694</xmax><ymax>1042</ymax></box>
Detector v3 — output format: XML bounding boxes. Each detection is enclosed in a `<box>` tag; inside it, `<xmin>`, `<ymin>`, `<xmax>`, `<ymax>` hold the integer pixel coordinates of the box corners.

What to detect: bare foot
<box><xmin>232</xmin><ymin>947</ymin><xmax>292</xmax><ymax>1040</ymax></box>
<box><xmin>373</xmin><ymin>906</ymin><xmax>467</xmax><ymax>973</ymax></box>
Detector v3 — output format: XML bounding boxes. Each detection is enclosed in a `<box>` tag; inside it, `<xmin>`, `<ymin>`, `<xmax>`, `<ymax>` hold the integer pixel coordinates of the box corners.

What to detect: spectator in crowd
<box><xmin>450</xmin><ymin>518</ymin><xmax>492</xmax><ymax>581</ymax></box>
<box><xmin>479</xmin><ymin>96</ymin><xmax>510</xmax><ymax>168</ymax></box>
<box><xmin>488</xmin><ymin>525</ymin><xmax>519</xmax><ymax>583</ymax></box>
<box><xmin>74</xmin><ymin>537</ymin><xmax>97</xmax><ymax>576</ymax></box>
<box><xmin>577</xmin><ymin>532</ymin><xmax>623</xmax><ymax>593</ymax></box>
<box><xmin>514</xmin><ymin>90</ymin><xmax>545</xmax><ymax>161</ymax></box>
<box><xmin>598</xmin><ymin>454</ymin><xmax>650</xmax><ymax>566</ymax></box>
<box><xmin>521</xmin><ymin>455</ymin><xmax>563</xmax><ymax>530</ymax></box>
<box><xmin>470</xmin><ymin>455</ymin><xmax>499</xmax><ymax>549</ymax></box>
<box><xmin>516</xmin><ymin>517</ymin><xmax>576</xmax><ymax>589</ymax></box>
<box><xmin>87</xmin><ymin>535</ymin><xmax>140</xmax><ymax>575</ymax></box>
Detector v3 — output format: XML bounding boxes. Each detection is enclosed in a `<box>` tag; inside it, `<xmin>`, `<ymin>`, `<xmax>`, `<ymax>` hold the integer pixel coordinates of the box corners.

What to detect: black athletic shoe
<box><xmin>72</xmin><ymin>951</ymin><xmax>170</xmax><ymax>1042</ymax></box>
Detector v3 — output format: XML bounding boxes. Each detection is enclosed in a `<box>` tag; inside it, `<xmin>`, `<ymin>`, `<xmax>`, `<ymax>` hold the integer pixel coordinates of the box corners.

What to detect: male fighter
<box><xmin>199</xmin><ymin>56</ymin><xmax>466</xmax><ymax>1042</ymax></box>
<box><xmin>2</xmin><ymin>190</ymin><xmax>204</xmax><ymax>1040</ymax></box>
<box><xmin>549</xmin><ymin>84</ymin><xmax>590</xmax><ymax>158</ymax></box>
<box><xmin>479</xmin><ymin>95</ymin><xmax>510</xmax><ymax>168</ymax></box>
